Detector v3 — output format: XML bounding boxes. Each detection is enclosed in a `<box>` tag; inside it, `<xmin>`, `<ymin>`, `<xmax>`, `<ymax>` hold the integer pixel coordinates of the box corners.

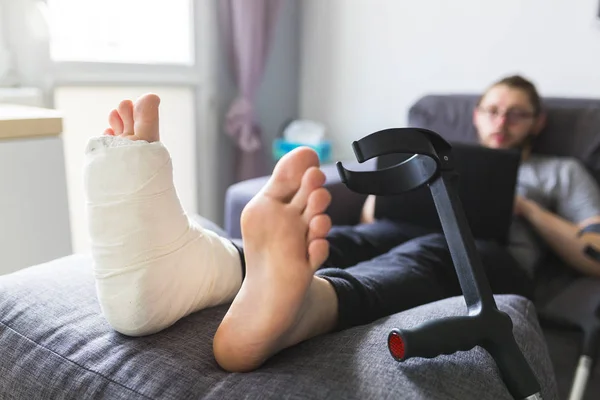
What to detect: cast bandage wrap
<box><xmin>84</xmin><ymin>136</ymin><xmax>242</xmax><ymax>336</ymax></box>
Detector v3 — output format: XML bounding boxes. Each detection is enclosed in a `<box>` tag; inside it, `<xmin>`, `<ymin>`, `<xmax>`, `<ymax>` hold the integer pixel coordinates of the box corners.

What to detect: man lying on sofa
<box><xmin>84</xmin><ymin>75</ymin><xmax>600</xmax><ymax>373</ymax></box>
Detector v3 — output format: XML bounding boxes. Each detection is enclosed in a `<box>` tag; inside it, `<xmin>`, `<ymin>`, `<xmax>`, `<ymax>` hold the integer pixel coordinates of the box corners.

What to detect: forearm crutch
<box><xmin>336</xmin><ymin>128</ymin><xmax>542</xmax><ymax>400</ymax></box>
<box><xmin>540</xmin><ymin>278</ymin><xmax>600</xmax><ymax>400</ymax></box>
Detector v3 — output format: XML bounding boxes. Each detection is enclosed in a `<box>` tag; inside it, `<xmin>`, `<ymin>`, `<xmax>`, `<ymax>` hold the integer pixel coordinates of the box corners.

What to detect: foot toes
<box><xmin>303</xmin><ymin>187</ymin><xmax>331</xmax><ymax>222</ymax></box>
<box><xmin>308</xmin><ymin>214</ymin><xmax>331</xmax><ymax>243</ymax></box>
<box><xmin>134</xmin><ymin>93</ymin><xmax>161</xmax><ymax>112</ymax></box>
<box><xmin>104</xmin><ymin>128</ymin><xmax>115</xmax><ymax>136</ymax></box>
<box><xmin>290</xmin><ymin>167</ymin><xmax>326</xmax><ymax>210</ymax></box>
<box><xmin>108</xmin><ymin>109</ymin><xmax>124</xmax><ymax>135</ymax></box>
<box><xmin>117</xmin><ymin>100</ymin><xmax>135</xmax><ymax>135</ymax></box>
<box><xmin>133</xmin><ymin>94</ymin><xmax>161</xmax><ymax>142</ymax></box>
<box><xmin>308</xmin><ymin>238</ymin><xmax>329</xmax><ymax>270</ymax></box>
<box><xmin>264</xmin><ymin>147</ymin><xmax>320</xmax><ymax>202</ymax></box>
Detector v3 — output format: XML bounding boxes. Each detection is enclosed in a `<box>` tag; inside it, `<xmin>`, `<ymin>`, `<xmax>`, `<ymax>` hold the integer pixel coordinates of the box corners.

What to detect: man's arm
<box><xmin>516</xmin><ymin>196</ymin><xmax>600</xmax><ymax>276</ymax></box>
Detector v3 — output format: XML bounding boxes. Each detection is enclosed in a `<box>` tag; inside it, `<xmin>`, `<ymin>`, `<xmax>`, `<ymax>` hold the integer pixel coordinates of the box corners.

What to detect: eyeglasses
<box><xmin>477</xmin><ymin>107</ymin><xmax>535</xmax><ymax>124</ymax></box>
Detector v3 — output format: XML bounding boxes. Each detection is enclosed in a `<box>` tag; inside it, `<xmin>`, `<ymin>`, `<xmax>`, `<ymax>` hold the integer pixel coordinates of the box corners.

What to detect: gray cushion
<box><xmin>408</xmin><ymin>95</ymin><xmax>600</xmax><ymax>183</ymax></box>
<box><xmin>0</xmin><ymin>255</ymin><xmax>557</xmax><ymax>399</ymax></box>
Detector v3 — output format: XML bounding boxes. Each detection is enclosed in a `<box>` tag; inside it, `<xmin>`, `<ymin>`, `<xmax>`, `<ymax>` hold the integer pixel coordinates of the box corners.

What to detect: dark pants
<box><xmin>233</xmin><ymin>219</ymin><xmax>533</xmax><ymax>331</ymax></box>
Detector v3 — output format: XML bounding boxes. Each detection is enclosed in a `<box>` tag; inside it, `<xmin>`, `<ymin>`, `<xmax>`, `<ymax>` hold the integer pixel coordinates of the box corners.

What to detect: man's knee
<box><xmin>409</xmin><ymin>233</ymin><xmax>448</xmax><ymax>249</ymax></box>
<box><xmin>387</xmin><ymin>233</ymin><xmax>452</xmax><ymax>267</ymax></box>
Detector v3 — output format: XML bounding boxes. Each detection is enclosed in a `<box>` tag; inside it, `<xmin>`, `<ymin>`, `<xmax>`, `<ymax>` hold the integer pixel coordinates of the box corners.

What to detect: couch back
<box><xmin>408</xmin><ymin>95</ymin><xmax>600</xmax><ymax>184</ymax></box>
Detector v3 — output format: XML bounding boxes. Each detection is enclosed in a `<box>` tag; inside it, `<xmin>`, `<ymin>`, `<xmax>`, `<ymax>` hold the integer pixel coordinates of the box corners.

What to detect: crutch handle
<box><xmin>388</xmin><ymin>316</ymin><xmax>478</xmax><ymax>361</ymax></box>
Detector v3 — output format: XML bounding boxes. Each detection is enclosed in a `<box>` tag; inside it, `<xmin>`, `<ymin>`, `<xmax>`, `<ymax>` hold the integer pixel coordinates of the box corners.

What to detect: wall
<box><xmin>300</xmin><ymin>0</ymin><xmax>600</xmax><ymax>161</ymax></box>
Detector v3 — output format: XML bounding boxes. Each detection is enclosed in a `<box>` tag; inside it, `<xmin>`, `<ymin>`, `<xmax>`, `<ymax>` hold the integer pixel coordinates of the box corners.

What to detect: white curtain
<box><xmin>0</xmin><ymin>0</ymin><xmax>18</xmax><ymax>86</ymax></box>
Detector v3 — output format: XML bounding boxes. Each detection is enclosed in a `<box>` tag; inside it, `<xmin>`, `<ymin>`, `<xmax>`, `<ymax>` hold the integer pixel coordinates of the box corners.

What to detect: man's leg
<box><xmin>323</xmin><ymin>220</ymin><xmax>437</xmax><ymax>269</ymax></box>
<box><xmin>318</xmin><ymin>233</ymin><xmax>534</xmax><ymax>330</ymax></box>
<box><xmin>85</xmin><ymin>94</ymin><xmax>244</xmax><ymax>336</ymax></box>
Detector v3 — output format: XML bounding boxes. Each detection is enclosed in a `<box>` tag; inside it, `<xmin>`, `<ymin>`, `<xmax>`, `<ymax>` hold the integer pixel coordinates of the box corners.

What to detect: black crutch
<box><xmin>336</xmin><ymin>127</ymin><xmax>542</xmax><ymax>400</ymax></box>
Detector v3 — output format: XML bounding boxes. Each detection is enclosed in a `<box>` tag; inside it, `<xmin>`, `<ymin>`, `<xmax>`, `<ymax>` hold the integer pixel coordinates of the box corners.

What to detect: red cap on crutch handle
<box><xmin>387</xmin><ymin>329</ymin><xmax>406</xmax><ymax>361</ymax></box>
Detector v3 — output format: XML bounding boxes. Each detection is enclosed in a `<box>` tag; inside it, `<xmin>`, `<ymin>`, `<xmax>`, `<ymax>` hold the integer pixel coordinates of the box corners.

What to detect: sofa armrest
<box><xmin>224</xmin><ymin>160</ymin><xmax>375</xmax><ymax>239</ymax></box>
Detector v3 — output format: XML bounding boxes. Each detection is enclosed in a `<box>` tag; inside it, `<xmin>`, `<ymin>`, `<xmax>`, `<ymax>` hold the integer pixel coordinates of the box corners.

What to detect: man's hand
<box><xmin>514</xmin><ymin>195</ymin><xmax>600</xmax><ymax>276</ymax></box>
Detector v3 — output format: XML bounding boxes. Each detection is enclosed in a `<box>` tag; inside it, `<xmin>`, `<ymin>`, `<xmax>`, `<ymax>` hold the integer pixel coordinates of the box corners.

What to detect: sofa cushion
<box><xmin>0</xmin><ymin>254</ymin><xmax>557</xmax><ymax>399</ymax></box>
<box><xmin>408</xmin><ymin>95</ymin><xmax>600</xmax><ymax>183</ymax></box>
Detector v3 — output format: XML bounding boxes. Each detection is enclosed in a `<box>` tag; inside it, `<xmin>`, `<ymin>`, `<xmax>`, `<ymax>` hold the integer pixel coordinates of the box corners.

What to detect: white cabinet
<box><xmin>0</xmin><ymin>105</ymin><xmax>72</xmax><ymax>275</ymax></box>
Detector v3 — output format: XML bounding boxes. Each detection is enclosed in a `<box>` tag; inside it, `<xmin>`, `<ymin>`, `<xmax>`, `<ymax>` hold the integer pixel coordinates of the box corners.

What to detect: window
<box><xmin>47</xmin><ymin>0</ymin><xmax>194</xmax><ymax>64</ymax></box>
<box><xmin>3</xmin><ymin>0</ymin><xmax>214</xmax><ymax>253</ymax></box>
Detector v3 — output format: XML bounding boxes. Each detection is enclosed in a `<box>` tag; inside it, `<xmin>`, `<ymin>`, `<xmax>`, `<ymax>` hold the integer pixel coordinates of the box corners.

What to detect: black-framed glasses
<box><xmin>477</xmin><ymin>107</ymin><xmax>535</xmax><ymax>124</ymax></box>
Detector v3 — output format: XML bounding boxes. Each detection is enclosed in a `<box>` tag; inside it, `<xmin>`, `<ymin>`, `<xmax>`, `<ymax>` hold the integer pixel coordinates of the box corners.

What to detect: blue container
<box><xmin>272</xmin><ymin>138</ymin><xmax>332</xmax><ymax>163</ymax></box>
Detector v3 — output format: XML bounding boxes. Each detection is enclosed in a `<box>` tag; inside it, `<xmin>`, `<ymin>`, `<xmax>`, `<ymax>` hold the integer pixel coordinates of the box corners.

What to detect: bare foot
<box><xmin>104</xmin><ymin>94</ymin><xmax>160</xmax><ymax>142</ymax></box>
<box><xmin>213</xmin><ymin>147</ymin><xmax>339</xmax><ymax>372</ymax></box>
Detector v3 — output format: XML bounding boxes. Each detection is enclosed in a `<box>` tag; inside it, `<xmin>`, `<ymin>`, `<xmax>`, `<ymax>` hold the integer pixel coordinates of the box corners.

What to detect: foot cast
<box><xmin>85</xmin><ymin>94</ymin><xmax>337</xmax><ymax>371</ymax></box>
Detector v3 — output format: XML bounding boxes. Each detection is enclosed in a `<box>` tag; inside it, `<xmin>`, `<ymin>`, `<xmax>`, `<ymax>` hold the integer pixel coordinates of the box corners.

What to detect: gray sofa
<box><xmin>0</xmin><ymin>256</ymin><xmax>555</xmax><ymax>399</ymax></box>
<box><xmin>1</xmin><ymin>93</ymin><xmax>596</xmax><ymax>399</ymax></box>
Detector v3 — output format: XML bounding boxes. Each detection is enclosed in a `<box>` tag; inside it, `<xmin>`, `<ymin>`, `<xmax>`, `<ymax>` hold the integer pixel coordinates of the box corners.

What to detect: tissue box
<box><xmin>272</xmin><ymin>138</ymin><xmax>332</xmax><ymax>163</ymax></box>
